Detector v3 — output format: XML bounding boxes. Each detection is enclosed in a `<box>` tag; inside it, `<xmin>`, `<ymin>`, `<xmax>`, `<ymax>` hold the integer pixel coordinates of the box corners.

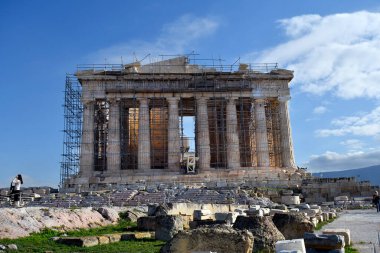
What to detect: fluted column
<box><xmin>107</xmin><ymin>98</ymin><xmax>121</xmax><ymax>173</ymax></box>
<box><xmin>278</xmin><ymin>96</ymin><xmax>296</xmax><ymax>168</ymax></box>
<box><xmin>167</xmin><ymin>97</ymin><xmax>180</xmax><ymax>171</ymax></box>
<box><xmin>226</xmin><ymin>98</ymin><xmax>241</xmax><ymax>169</ymax></box>
<box><xmin>138</xmin><ymin>98</ymin><xmax>151</xmax><ymax>171</ymax></box>
<box><xmin>254</xmin><ymin>98</ymin><xmax>270</xmax><ymax>167</ymax></box>
<box><xmin>196</xmin><ymin>97</ymin><xmax>210</xmax><ymax>171</ymax></box>
<box><xmin>80</xmin><ymin>100</ymin><xmax>95</xmax><ymax>176</ymax></box>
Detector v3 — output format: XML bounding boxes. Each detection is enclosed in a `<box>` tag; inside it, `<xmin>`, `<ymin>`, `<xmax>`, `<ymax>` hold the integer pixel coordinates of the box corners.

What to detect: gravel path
<box><xmin>322</xmin><ymin>209</ymin><xmax>380</xmax><ymax>253</ymax></box>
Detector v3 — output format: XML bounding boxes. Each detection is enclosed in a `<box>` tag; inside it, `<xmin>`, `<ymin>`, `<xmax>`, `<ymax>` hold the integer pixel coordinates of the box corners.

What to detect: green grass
<box><xmin>314</xmin><ymin>217</ymin><xmax>337</xmax><ymax>231</ymax></box>
<box><xmin>345</xmin><ymin>245</ymin><xmax>359</xmax><ymax>253</ymax></box>
<box><xmin>0</xmin><ymin>220</ymin><xmax>165</xmax><ymax>253</ymax></box>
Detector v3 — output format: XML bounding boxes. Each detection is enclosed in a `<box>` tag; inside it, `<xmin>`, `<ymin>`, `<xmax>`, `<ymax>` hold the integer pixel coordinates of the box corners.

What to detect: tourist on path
<box><xmin>372</xmin><ymin>191</ymin><xmax>380</xmax><ymax>212</ymax></box>
<box><xmin>10</xmin><ymin>174</ymin><xmax>23</xmax><ymax>207</ymax></box>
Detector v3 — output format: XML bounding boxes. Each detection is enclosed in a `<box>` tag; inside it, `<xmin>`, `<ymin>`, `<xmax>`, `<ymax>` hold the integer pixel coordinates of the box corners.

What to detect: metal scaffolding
<box><xmin>60</xmin><ymin>75</ymin><xmax>83</xmax><ymax>187</ymax></box>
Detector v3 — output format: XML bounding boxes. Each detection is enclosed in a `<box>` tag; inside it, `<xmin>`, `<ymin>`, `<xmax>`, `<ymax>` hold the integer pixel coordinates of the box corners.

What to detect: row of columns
<box><xmin>79</xmin><ymin>96</ymin><xmax>295</xmax><ymax>175</ymax></box>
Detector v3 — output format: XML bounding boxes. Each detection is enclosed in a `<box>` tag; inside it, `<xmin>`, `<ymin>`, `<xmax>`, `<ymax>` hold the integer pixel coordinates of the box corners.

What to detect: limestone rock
<box><xmin>233</xmin><ymin>216</ymin><xmax>285</xmax><ymax>251</ymax></box>
<box><xmin>272</xmin><ymin>213</ymin><xmax>314</xmax><ymax>240</ymax></box>
<box><xmin>160</xmin><ymin>226</ymin><xmax>254</xmax><ymax>253</ymax></box>
<box><xmin>275</xmin><ymin>239</ymin><xmax>306</xmax><ymax>253</ymax></box>
<box><xmin>155</xmin><ymin>215</ymin><xmax>184</xmax><ymax>241</ymax></box>
<box><xmin>7</xmin><ymin>244</ymin><xmax>18</xmax><ymax>250</ymax></box>
<box><xmin>322</xmin><ymin>229</ymin><xmax>351</xmax><ymax>246</ymax></box>
<box><xmin>121</xmin><ymin>232</ymin><xmax>153</xmax><ymax>240</ymax></box>
<box><xmin>95</xmin><ymin>207</ymin><xmax>119</xmax><ymax>223</ymax></box>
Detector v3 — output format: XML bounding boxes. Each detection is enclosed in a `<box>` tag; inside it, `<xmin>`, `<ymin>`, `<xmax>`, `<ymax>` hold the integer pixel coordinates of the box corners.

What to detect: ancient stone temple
<box><xmin>63</xmin><ymin>56</ymin><xmax>299</xmax><ymax>189</ymax></box>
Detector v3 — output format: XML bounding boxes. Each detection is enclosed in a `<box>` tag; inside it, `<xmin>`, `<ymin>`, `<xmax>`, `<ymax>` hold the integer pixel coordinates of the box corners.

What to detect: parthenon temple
<box><xmin>61</xmin><ymin>56</ymin><xmax>301</xmax><ymax>189</ymax></box>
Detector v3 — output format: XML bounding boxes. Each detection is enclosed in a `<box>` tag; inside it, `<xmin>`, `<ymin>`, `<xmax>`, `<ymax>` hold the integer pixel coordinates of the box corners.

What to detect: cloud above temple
<box><xmin>87</xmin><ymin>14</ymin><xmax>219</xmax><ymax>63</ymax></box>
<box><xmin>252</xmin><ymin>11</ymin><xmax>380</xmax><ymax>99</ymax></box>
<box><xmin>303</xmin><ymin>149</ymin><xmax>380</xmax><ymax>172</ymax></box>
<box><xmin>316</xmin><ymin>106</ymin><xmax>380</xmax><ymax>137</ymax></box>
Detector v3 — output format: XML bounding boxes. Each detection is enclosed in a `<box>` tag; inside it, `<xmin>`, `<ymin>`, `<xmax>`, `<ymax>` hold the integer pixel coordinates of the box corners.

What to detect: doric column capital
<box><xmin>166</xmin><ymin>97</ymin><xmax>180</xmax><ymax>105</ymax></box>
<box><xmin>138</xmin><ymin>97</ymin><xmax>149</xmax><ymax>106</ymax></box>
<box><xmin>196</xmin><ymin>96</ymin><xmax>208</xmax><ymax>104</ymax></box>
<box><xmin>254</xmin><ymin>98</ymin><xmax>266</xmax><ymax>105</ymax></box>
<box><xmin>278</xmin><ymin>96</ymin><xmax>291</xmax><ymax>103</ymax></box>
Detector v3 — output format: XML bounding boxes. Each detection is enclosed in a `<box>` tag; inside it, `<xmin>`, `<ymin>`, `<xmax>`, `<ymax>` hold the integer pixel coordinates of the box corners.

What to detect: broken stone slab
<box><xmin>272</xmin><ymin>213</ymin><xmax>314</xmax><ymax>240</ymax></box>
<box><xmin>121</xmin><ymin>232</ymin><xmax>153</xmax><ymax>240</ymax></box>
<box><xmin>57</xmin><ymin>236</ymin><xmax>99</xmax><ymax>247</ymax></box>
<box><xmin>275</xmin><ymin>239</ymin><xmax>306</xmax><ymax>253</ymax></box>
<box><xmin>310</xmin><ymin>217</ymin><xmax>318</xmax><ymax>227</ymax></box>
<box><xmin>290</xmin><ymin>208</ymin><xmax>300</xmax><ymax>213</ymax></box>
<box><xmin>155</xmin><ymin>215</ymin><xmax>183</xmax><ymax>241</ymax></box>
<box><xmin>281</xmin><ymin>196</ymin><xmax>300</xmax><ymax>205</ymax></box>
<box><xmin>137</xmin><ymin>216</ymin><xmax>156</xmax><ymax>231</ymax></box>
<box><xmin>160</xmin><ymin>226</ymin><xmax>254</xmax><ymax>253</ymax></box>
<box><xmin>282</xmin><ymin>190</ymin><xmax>294</xmax><ymax>196</ymax></box>
<box><xmin>322</xmin><ymin>229</ymin><xmax>351</xmax><ymax>246</ymax></box>
<box><xmin>304</xmin><ymin>232</ymin><xmax>345</xmax><ymax>250</ymax></box>
<box><xmin>302</xmin><ymin>209</ymin><xmax>318</xmax><ymax>217</ymax></box>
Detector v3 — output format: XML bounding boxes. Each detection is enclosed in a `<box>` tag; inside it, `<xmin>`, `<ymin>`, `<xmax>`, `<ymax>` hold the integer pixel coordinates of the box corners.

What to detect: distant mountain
<box><xmin>313</xmin><ymin>165</ymin><xmax>380</xmax><ymax>187</ymax></box>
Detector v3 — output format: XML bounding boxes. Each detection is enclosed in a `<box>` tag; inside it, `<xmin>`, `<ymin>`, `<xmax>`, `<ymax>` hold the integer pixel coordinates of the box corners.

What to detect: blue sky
<box><xmin>1</xmin><ymin>0</ymin><xmax>380</xmax><ymax>187</ymax></box>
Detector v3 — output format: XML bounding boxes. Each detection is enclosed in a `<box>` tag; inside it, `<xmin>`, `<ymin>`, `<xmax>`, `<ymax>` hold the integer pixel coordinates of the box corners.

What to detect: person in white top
<box><xmin>10</xmin><ymin>174</ymin><xmax>23</xmax><ymax>207</ymax></box>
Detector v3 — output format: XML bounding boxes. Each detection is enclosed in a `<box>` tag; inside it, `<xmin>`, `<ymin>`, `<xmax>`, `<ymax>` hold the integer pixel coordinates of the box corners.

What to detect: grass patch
<box><xmin>314</xmin><ymin>217</ymin><xmax>337</xmax><ymax>231</ymax></box>
<box><xmin>345</xmin><ymin>245</ymin><xmax>360</xmax><ymax>253</ymax></box>
<box><xmin>0</xmin><ymin>220</ymin><xmax>165</xmax><ymax>253</ymax></box>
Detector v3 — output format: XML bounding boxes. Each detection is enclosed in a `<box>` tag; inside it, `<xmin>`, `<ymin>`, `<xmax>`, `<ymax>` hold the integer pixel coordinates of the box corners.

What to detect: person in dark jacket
<box><xmin>373</xmin><ymin>191</ymin><xmax>380</xmax><ymax>213</ymax></box>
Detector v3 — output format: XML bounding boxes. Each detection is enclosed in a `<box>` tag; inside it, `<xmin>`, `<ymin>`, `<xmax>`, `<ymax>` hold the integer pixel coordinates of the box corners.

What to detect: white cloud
<box><xmin>87</xmin><ymin>15</ymin><xmax>219</xmax><ymax>63</ymax></box>
<box><xmin>316</xmin><ymin>106</ymin><xmax>380</xmax><ymax>137</ymax></box>
<box><xmin>303</xmin><ymin>150</ymin><xmax>380</xmax><ymax>172</ymax></box>
<box><xmin>339</xmin><ymin>139</ymin><xmax>365</xmax><ymax>151</ymax></box>
<box><xmin>250</xmin><ymin>11</ymin><xmax>380</xmax><ymax>99</ymax></box>
<box><xmin>313</xmin><ymin>106</ymin><xmax>327</xmax><ymax>114</ymax></box>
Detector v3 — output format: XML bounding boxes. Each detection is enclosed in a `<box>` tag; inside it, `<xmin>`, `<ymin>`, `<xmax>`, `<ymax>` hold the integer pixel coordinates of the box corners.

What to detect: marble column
<box><xmin>167</xmin><ymin>97</ymin><xmax>180</xmax><ymax>171</ymax></box>
<box><xmin>254</xmin><ymin>98</ymin><xmax>270</xmax><ymax>167</ymax></box>
<box><xmin>196</xmin><ymin>97</ymin><xmax>211</xmax><ymax>171</ymax></box>
<box><xmin>226</xmin><ymin>98</ymin><xmax>241</xmax><ymax>169</ymax></box>
<box><xmin>106</xmin><ymin>98</ymin><xmax>121</xmax><ymax>173</ymax></box>
<box><xmin>278</xmin><ymin>96</ymin><xmax>296</xmax><ymax>168</ymax></box>
<box><xmin>138</xmin><ymin>98</ymin><xmax>151</xmax><ymax>171</ymax></box>
<box><xmin>80</xmin><ymin>100</ymin><xmax>95</xmax><ymax>176</ymax></box>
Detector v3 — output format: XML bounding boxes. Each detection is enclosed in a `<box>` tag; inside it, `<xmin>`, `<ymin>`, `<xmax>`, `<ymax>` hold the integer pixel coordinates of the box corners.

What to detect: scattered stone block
<box><xmin>215</xmin><ymin>212</ymin><xmax>238</xmax><ymax>224</ymax></box>
<box><xmin>57</xmin><ymin>236</ymin><xmax>99</xmax><ymax>247</ymax></box>
<box><xmin>137</xmin><ymin>216</ymin><xmax>156</xmax><ymax>231</ymax></box>
<box><xmin>155</xmin><ymin>215</ymin><xmax>184</xmax><ymax>241</ymax></box>
<box><xmin>245</xmin><ymin>208</ymin><xmax>263</xmax><ymax>217</ymax></box>
<box><xmin>322</xmin><ymin>229</ymin><xmax>351</xmax><ymax>246</ymax></box>
<box><xmin>97</xmin><ymin>235</ymin><xmax>110</xmax><ymax>245</ymax></box>
<box><xmin>304</xmin><ymin>233</ymin><xmax>345</xmax><ymax>250</ymax></box>
<box><xmin>193</xmin><ymin>209</ymin><xmax>213</xmax><ymax>221</ymax></box>
<box><xmin>7</xmin><ymin>244</ymin><xmax>18</xmax><ymax>250</ymax></box>
<box><xmin>272</xmin><ymin>213</ymin><xmax>314</xmax><ymax>240</ymax></box>
<box><xmin>281</xmin><ymin>196</ymin><xmax>300</xmax><ymax>205</ymax></box>
<box><xmin>275</xmin><ymin>239</ymin><xmax>306</xmax><ymax>253</ymax></box>
<box><xmin>105</xmin><ymin>233</ymin><xmax>122</xmax><ymax>243</ymax></box>
<box><xmin>260</xmin><ymin>208</ymin><xmax>271</xmax><ymax>216</ymax></box>
<box><xmin>121</xmin><ymin>232</ymin><xmax>152</xmax><ymax>240</ymax></box>
<box><xmin>233</xmin><ymin>215</ymin><xmax>285</xmax><ymax>251</ymax></box>
<box><xmin>282</xmin><ymin>190</ymin><xmax>294</xmax><ymax>196</ymax></box>
<box><xmin>270</xmin><ymin>209</ymin><xmax>289</xmax><ymax>215</ymax></box>
<box><xmin>302</xmin><ymin>209</ymin><xmax>318</xmax><ymax>217</ymax></box>
<box><xmin>160</xmin><ymin>226</ymin><xmax>254</xmax><ymax>253</ymax></box>
<box><xmin>334</xmin><ymin>196</ymin><xmax>349</xmax><ymax>201</ymax></box>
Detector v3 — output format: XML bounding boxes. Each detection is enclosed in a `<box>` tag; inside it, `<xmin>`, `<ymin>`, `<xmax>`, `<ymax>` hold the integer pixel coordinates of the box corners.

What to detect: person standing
<box><xmin>10</xmin><ymin>174</ymin><xmax>23</xmax><ymax>207</ymax></box>
<box><xmin>373</xmin><ymin>191</ymin><xmax>380</xmax><ymax>213</ymax></box>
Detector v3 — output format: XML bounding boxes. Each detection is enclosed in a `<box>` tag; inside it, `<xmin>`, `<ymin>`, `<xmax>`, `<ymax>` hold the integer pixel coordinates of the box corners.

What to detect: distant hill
<box><xmin>313</xmin><ymin>165</ymin><xmax>380</xmax><ymax>187</ymax></box>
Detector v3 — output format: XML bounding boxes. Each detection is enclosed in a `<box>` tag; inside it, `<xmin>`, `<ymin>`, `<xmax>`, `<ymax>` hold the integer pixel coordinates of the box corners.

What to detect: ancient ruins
<box><xmin>61</xmin><ymin>56</ymin><xmax>300</xmax><ymax>190</ymax></box>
